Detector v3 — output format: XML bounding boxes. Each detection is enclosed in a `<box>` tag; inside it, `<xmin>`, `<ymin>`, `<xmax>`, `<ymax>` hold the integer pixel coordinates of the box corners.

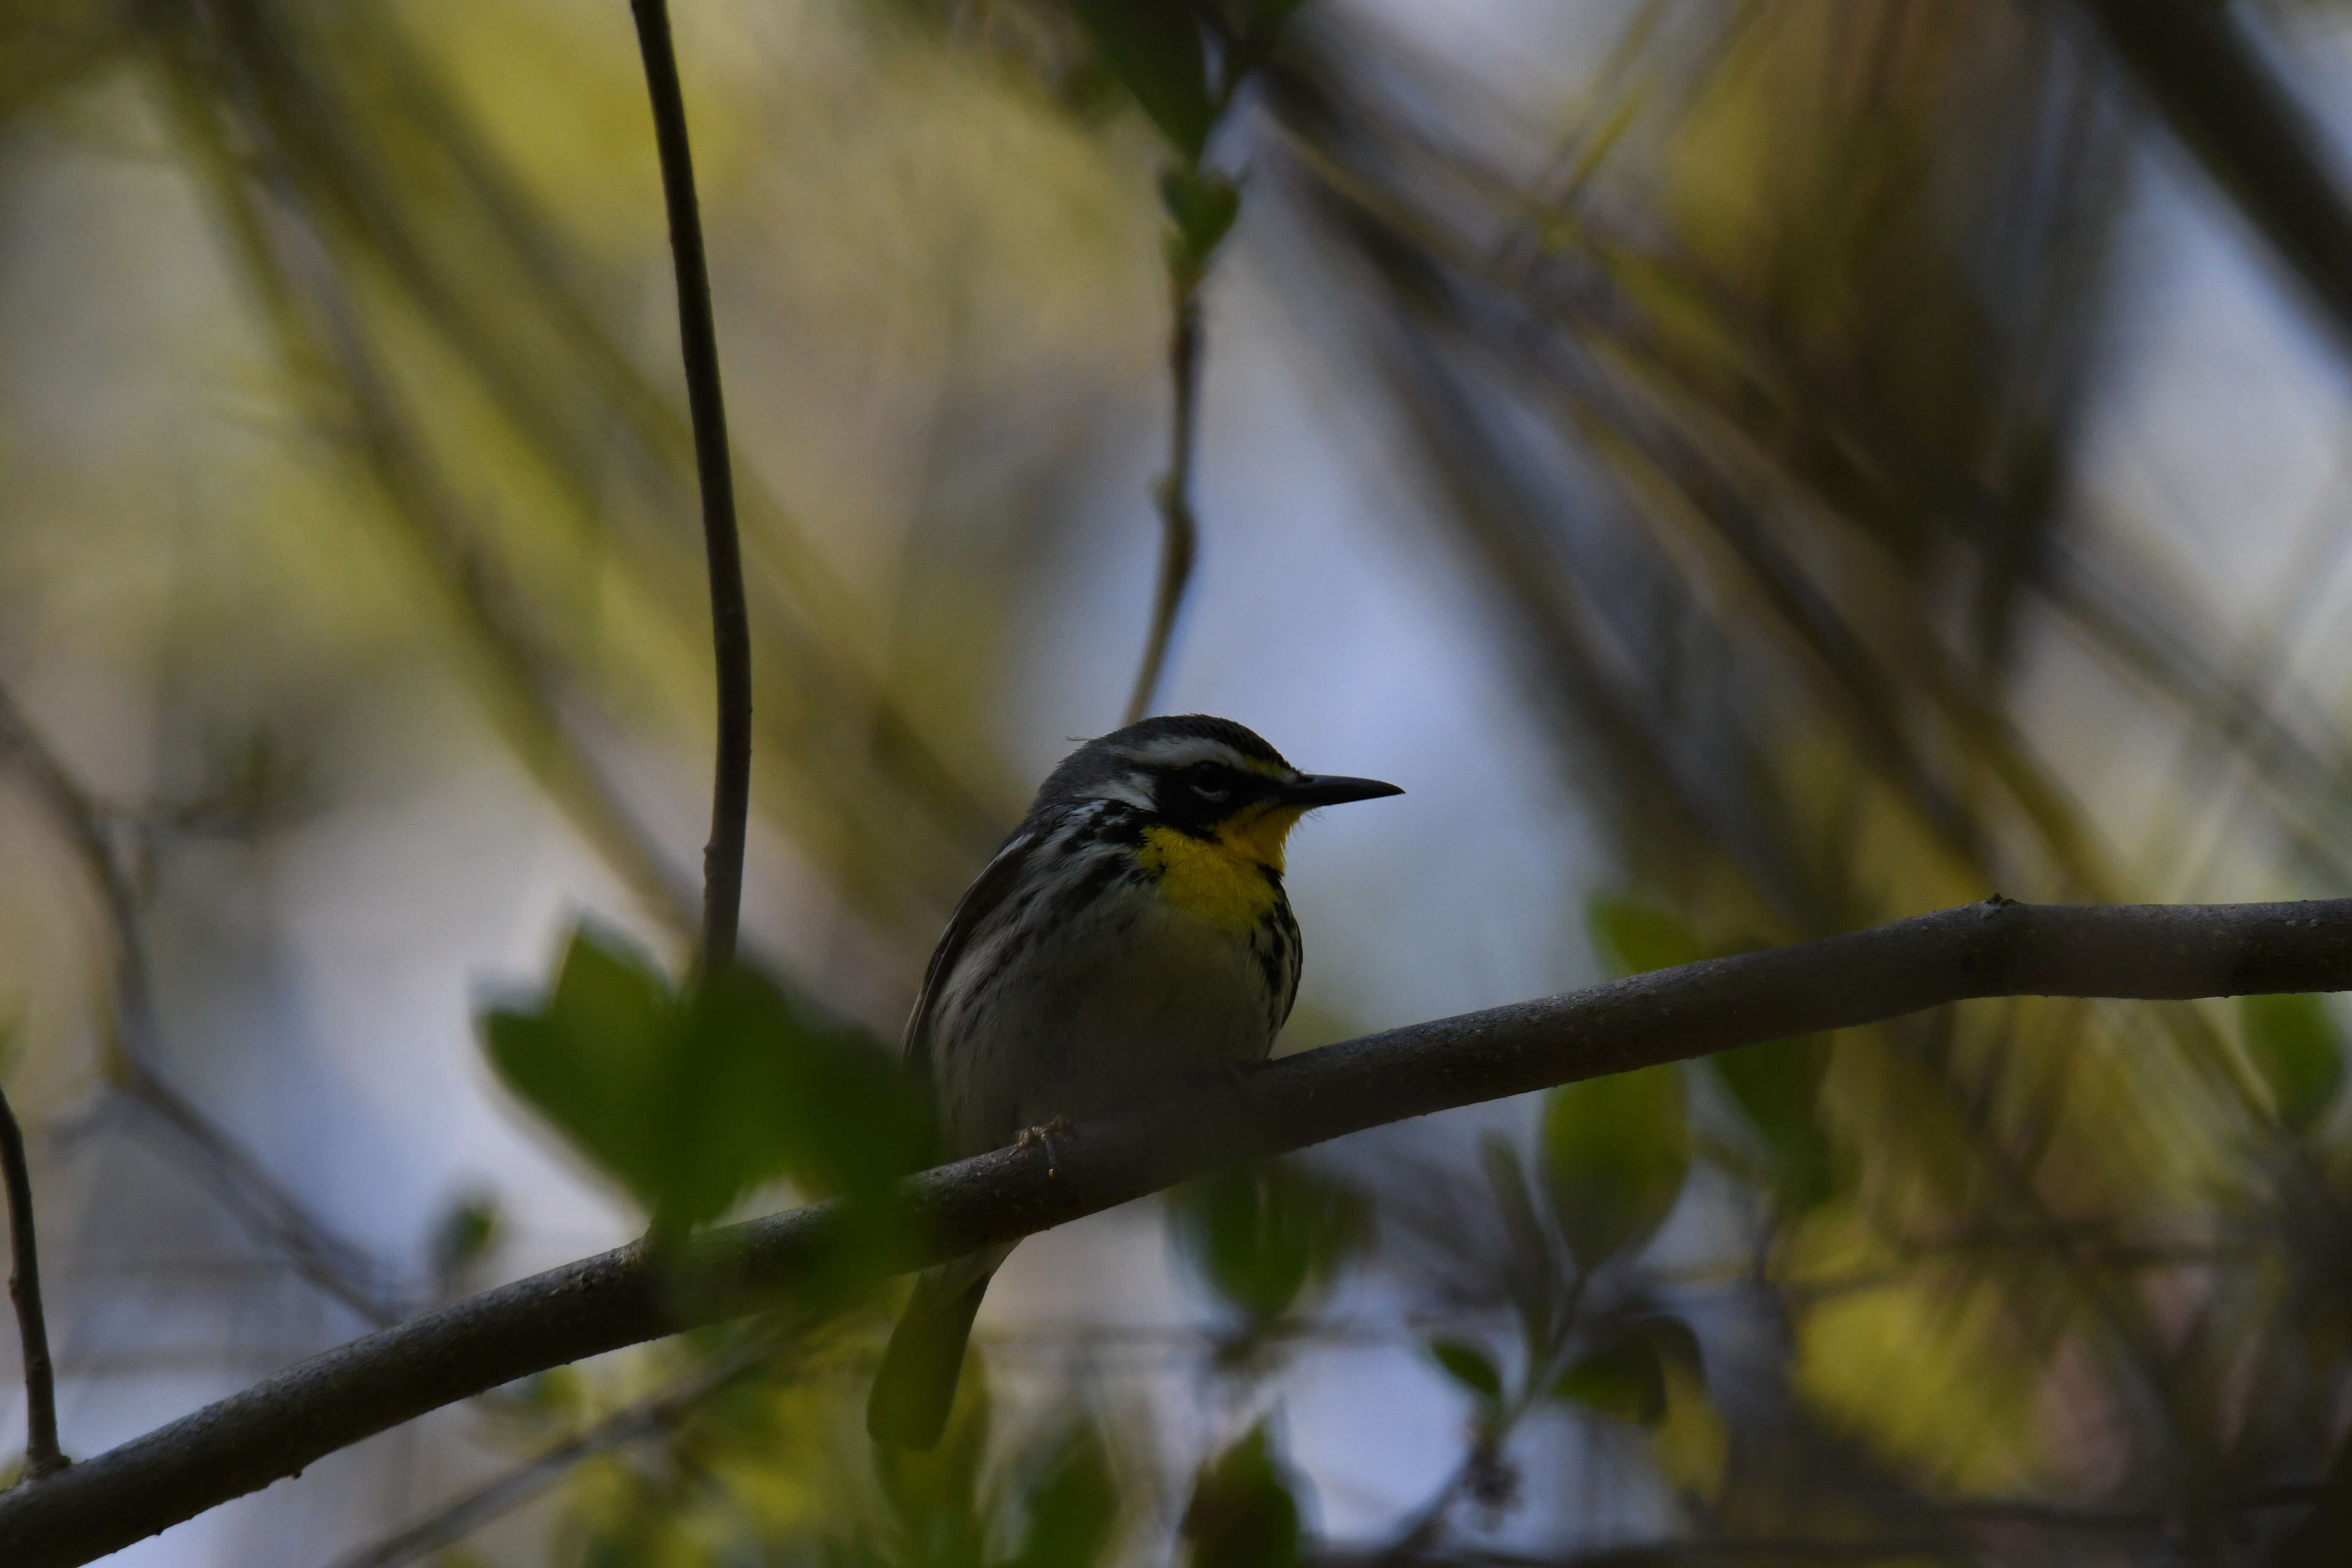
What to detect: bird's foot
<box><xmin>1015</xmin><ymin>1116</ymin><xmax>1075</xmax><ymax>1177</ymax></box>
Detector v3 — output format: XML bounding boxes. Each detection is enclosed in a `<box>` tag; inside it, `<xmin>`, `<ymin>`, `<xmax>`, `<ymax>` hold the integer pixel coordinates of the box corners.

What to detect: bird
<box><xmin>865</xmin><ymin>714</ymin><xmax>1402</xmax><ymax>1449</ymax></box>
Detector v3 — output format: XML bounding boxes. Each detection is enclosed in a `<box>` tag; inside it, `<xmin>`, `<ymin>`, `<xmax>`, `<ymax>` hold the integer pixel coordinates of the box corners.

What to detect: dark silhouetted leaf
<box><xmin>1549</xmin><ymin>1318</ymin><xmax>1700</xmax><ymax>1425</ymax></box>
<box><xmin>1168</xmin><ymin>1158</ymin><xmax>1368</xmax><ymax>1327</ymax></box>
<box><xmin>1541</xmin><ymin>1066</ymin><xmax>1690</xmax><ymax>1270</ymax></box>
<box><xmin>1428</xmin><ymin>1337</ymin><xmax>1503</xmax><ymax>1404</ymax></box>
<box><xmin>1073</xmin><ymin>0</ymin><xmax>1215</xmax><ymax>160</ymax></box>
<box><xmin>2242</xmin><ymin>993</ymin><xmax>2345</xmax><ymax>1133</ymax></box>
<box><xmin>1161</xmin><ymin>167</ymin><xmax>1240</xmax><ymax>266</ymax></box>
<box><xmin>1551</xmin><ymin>1342</ymin><xmax>1664</xmax><ymax>1423</ymax></box>
<box><xmin>482</xmin><ymin>926</ymin><xmax>674</xmax><ymax>1203</ymax></box>
<box><xmin>1181</xmin><ymin>1421</ymin><xmax>1301</xmax><ymax>1568</ymax></box>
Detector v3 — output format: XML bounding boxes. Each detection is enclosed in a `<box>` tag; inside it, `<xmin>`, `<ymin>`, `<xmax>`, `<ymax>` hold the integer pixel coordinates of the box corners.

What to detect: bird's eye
<box><xmin>1186</xmin><ymin>763</ymin><xmax>1230</xmax><ymax>803</ymax></box>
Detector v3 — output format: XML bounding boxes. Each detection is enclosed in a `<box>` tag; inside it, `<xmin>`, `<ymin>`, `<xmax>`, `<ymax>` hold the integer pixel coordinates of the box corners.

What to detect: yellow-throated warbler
<box><xmin>866</xmin><ymin>714</ymin><xmax>1402</xmax><ymax>1448</ymax></box>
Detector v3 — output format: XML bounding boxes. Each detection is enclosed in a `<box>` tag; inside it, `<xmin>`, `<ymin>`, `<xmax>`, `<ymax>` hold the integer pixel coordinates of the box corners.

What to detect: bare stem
<box><xmin>324</xmin><ymin>1329</ymin><xmax>785</xmax><ymax>1568</ymax></box>
<box><xmin>629</xmin><ymin>0</ymin><xmax>752</xmax><ymax>970</ymax></box>
<box><xmin>1124</xmin><ymin>272</ymin><xmax>1205</xmax><ymax>727</ymax></box>
<box><xmin>8</xmin><ymin>896</ymin><xmax>2352</xmax><ymax>1564</ymax></box>
<box><xmin>0</xmin><ymin>681</ymin><xmax>406</xmax><ymax>1325</ymax></box>
<box><xmin>0</xmin><ymin>1088</ymin><xmax>63</xmax><ymax>1483</ymax></box>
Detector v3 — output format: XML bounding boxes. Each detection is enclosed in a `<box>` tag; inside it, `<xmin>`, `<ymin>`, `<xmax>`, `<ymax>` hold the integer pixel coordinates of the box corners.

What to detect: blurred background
<box><xmin>6</xmin><ymin>0</ymin><xmax>2352</xmax><ymax>1562</ymax></box>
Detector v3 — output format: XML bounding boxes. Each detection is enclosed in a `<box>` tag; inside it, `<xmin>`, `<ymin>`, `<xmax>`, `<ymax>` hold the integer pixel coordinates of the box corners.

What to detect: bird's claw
<box><xmin>1015</xmin><ymin>1116</ymin><xmax>1075</xmax><ymax>1176</ymax></box>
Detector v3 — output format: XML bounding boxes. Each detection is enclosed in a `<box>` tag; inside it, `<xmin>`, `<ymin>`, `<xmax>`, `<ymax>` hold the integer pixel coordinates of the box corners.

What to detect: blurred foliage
<box><xmin>1540</xmin><ymin>1064</ymin><xmax>1692</xmax><ymax>1272</ymax></box>
<box><xmin>483</xmin><ymin>925</ymin><xmax>928</xmax><ymax>1236</ymax></box>
<box><xmin>1166</xmin><ymin>1157</ymin><xmax>1369</xmax><ymax>1348</ymax></box>
<box><xmin>5</xmin><ymin>0</ymin><xmax>2352</xmax><ymax>1563</ymax></box>
<box><xmin>1179</xmin><ymin>1421</ymin><xmax>1303</xmax><ymax>1568</ymax></box>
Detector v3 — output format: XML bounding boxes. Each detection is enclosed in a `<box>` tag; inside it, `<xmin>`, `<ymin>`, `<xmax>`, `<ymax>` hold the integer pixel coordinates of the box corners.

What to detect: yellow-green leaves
<box><xmin>2241</xmin><ymin>992</ymin><xmax>2345</xmax><ymax>1134</ymax></box>
<box><xmin>1168</xmin><ymin>1158</ymin><xmax>1368</xmax><ymax>1332</ymax></box>
<box><xmin>1541</xmin><ymin>1066</ymin><xmax>1691</xmax><ymax>1271</ymax></box>
<box><xmin>1181</xmin><ymin>1422</ymin><xmax>1303</xmax><ymax>1568</ymax></box>
<box><xmin>480</xmin><ymin>926</ymin><xmax>928</xmax><ymax>1236</ymax></box>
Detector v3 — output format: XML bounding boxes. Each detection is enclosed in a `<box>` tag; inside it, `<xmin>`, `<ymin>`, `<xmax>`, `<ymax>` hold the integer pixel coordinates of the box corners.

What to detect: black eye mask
<box><xmin>1152</xmin><ymin>761</ymin><xmax>1271</xmax><ymax>834</ymax></box>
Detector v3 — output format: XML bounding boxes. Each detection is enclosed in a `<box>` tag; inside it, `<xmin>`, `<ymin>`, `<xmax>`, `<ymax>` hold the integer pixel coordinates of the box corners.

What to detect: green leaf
<box><xmin>1160</xmin><ymin>168</ymin><xmax>1240</xmax><ymax>266</ymax></box>
<box><xmin>1427</xmin><ymin>1337</ymin><xmax>1503</xmax><ymax>1404</ymax></box>
<box><xmin>1547</xmin><ymin>1319</ymin><xmax>1700</xmax><ymax>1425</ymax></box>
<box><xmin>683</xmin><ymin>964</ymin><xmax>932</xmax><ymax>1216</ymax></box>
<box><xmin>1167</xmin><ymin>1158</ymin><xmax>1368</xmax><ymax>1328</ymax></box>
<box><xmin>1072</xmin><ymin>0</ymin><xmax>1217</xmax><ymax>161</ymax></box>
<box><xmin>428</xmin><ymin>1190</ymin><xmax>501</xmax><ymax>1286</ymax></box>
<box><xmin>2242</xmin><ymin>993</ymin><xmax>2346</xmax><ymax>1133</ymax></box>
<box><xmin>1587</xmin><ymin>894</ymin><xmax>1709</xmax><ymax>978</ymax></box>
<box><xmin>1540</xmin><ymin>1065</ymin><xmax>1691</xmax><ymax>1270</ymax></box>
<box><xmin>480</xmin><ymin>926</ymin><xmax>928</xmax><ymax>1238</ymax></box>
<box><xmin>1708</xmin><ymin>1035</ymin><xmax>1834</xmax><ymax>1209</ymax></box>
<box><xmin>1550</xmin><ymin>1343</ymin><xmax>1663</xmax><ymax>1423</ymax></box>
<box><xmin>1010</xmin><ymin>1421</ymin><xmax>1122</xmax><ymax>1568</ymax></box>
<box><xmin>1180</xmin><ymin>1421</ymin><xmax>1302</xmax><ymax>1568</ymax></box>
<box><xmin>482</xmin><ymin>926</ymin><xmax>675</xmax><ymax>1203</ymax></box>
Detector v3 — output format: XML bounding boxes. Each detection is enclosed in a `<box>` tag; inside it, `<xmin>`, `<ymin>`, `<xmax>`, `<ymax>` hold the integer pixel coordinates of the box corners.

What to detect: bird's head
<box><xmin>1037</xmin><ymin>714</ymin><xmax>1402</xmax><ymax>873</ymax></box>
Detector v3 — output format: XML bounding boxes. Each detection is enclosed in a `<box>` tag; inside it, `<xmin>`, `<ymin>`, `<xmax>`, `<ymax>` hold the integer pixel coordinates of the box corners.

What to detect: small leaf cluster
<box><xmin>1402</xmin><ymin>896</ymin><xmax>1774</xmax><ymax>1509</ymax></box>
<box><xmin>1068</xmin><ymin>0</ymin><xmax>1307</xmax><ymax>284</ymax></box>
<box><xmin>481</xmin><ymin>926</ymin><xmax>930</xmax><ymax>1238</ymax></box>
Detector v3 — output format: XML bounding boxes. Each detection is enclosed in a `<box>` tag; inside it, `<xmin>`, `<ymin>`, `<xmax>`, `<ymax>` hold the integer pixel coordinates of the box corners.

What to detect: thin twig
<box><xmin>1123</xmin><ymin>271</ymin><xmax>1205</xmax><ymax>726</ymax></box>
<box><xmin>325</xmin><ymin>1331</ymin><xmax>786</xmax><ymax>1568</ymax></box>
<box><xmin>628</xmin><ymin>0</ymin><xmax>752</xmax><ymax>971</ymax></box>
<box><xmin>0</xmin><ymin>682</ymin><xmax>407</xmax><ymax>1325</ymax></box>
<box><xmin>10</xmin><ymin>896</ymin><xmax>2352</xmax><ymax>1565</ymax></box>
<box><xmin>0</xmin><ymin>1089</ymin><xmax>63</xmax><ymax>1482</ymax></box>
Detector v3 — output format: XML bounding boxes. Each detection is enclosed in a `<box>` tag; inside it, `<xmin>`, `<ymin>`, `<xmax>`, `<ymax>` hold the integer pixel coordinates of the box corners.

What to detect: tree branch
<box><xmin>4</xmin><ymin>896</ymin><xmax>2352</xmax><ymax>1563</ymax></box>
<box><xmin>0</xmin><ymin>1088</ymin><xmax>62</xmax><ymax>1483</ymax></box>
<box><xmin>628</xmin><ymin>0</ymin><xmax>752</xmax><ymax>970</ymax></box>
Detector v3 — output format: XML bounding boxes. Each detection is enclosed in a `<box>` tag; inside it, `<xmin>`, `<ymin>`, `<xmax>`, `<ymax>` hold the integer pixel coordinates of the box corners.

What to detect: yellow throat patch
<box><xmin>1137</xmin><ymin>801</ymin><xmax>1307</xmax><ymax>928</ymax></box>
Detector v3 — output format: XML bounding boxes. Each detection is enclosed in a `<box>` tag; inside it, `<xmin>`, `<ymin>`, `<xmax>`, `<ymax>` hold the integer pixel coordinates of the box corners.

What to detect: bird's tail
<box><xmin>866</xmin><ymin>1250</ymin><xmax>1004</xmax><ymax>1450</ymax></box>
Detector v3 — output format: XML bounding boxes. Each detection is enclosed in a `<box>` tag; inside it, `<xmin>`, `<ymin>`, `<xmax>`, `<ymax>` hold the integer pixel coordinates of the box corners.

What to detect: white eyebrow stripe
<box><xmin>1120</xmin><ymin>736</ymin><xmax>1292</xmax><ymax>775</ymax></box>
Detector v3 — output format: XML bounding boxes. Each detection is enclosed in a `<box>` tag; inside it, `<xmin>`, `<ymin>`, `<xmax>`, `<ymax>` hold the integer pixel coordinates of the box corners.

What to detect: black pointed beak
<box><xmin>1279</xmin><ymin>773</ymin><xmax>1405</xmax><ymax>808</ymax></box>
